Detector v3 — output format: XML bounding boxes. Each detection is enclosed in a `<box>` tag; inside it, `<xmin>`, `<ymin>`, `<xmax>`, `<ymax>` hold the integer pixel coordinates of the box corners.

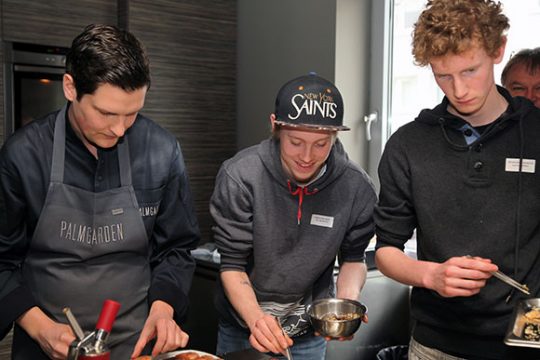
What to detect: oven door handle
<box><xmin>13</xmin><ymin>64</ymin><xmax>65</xmax><ymax>75</ymax></box>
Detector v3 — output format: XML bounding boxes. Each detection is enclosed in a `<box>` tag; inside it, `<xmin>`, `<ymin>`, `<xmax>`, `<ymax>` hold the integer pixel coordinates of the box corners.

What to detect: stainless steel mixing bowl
<box><xmin>306</xmin><ymin>298</ymin><xmax>367</xmax><ymax>338</ymax></box>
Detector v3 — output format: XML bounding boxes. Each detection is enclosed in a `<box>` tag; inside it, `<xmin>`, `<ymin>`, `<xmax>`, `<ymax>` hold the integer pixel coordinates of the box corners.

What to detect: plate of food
<box><xmin>504</xmin><ymin>298</ymin><xmax>540</xmax><ymax>348</ymax></box>
<box><xmin>136</xmin><ymin>350</ymin><xmax>223</xmax><ymax>360</ymax></box>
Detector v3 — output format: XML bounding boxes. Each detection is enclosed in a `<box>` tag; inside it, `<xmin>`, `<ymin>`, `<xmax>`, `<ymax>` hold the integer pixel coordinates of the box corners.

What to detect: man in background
<box><xmin>501</xmin><ymin>47</ymin><xmax>540</xmax><ymax>107</ymax></box>
<box><xmin>375</xmin><ymin>1</ymin><xmax>540</xmax><ymax>359</ymax></box>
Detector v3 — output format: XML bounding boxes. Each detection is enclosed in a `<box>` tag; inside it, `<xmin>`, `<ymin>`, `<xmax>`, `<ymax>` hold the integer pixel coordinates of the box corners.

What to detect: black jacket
<box><xmin>375</xmin><ymin>87</ymin><xmax>540</xmax><ymax>359</ymax></box>
<box><xmin>0</xmin><ymin>106</ymin><xmax>200</xmax><ymax>339</ymax></box>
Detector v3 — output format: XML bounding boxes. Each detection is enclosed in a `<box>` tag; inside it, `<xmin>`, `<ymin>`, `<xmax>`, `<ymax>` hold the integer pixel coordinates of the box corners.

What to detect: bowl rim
<box><xmin>307</xmin><ymin>298</ymin><xmax>368</xmax><ymax>319</ymax></box>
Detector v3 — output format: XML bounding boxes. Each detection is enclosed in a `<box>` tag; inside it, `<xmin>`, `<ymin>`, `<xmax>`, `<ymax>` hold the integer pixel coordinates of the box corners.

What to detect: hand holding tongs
<box><xmin>465</xmin><ymin>255</ymin><xmax>530</xmax><ymax>295</ymax></box>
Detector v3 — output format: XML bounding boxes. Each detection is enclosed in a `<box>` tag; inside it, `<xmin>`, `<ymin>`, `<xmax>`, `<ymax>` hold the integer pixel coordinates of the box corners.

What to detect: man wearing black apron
<box><xmin>0</xmin><ymin>25</ymin><xmax>200</xmax><ymax>359</ymax></box>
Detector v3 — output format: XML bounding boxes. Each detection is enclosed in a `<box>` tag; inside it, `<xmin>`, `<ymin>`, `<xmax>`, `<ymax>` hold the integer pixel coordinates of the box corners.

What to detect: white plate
<box><xmin>154</xmin><ymin>349</ymin><xmax>222</xmax><ymax>360</ymax></box>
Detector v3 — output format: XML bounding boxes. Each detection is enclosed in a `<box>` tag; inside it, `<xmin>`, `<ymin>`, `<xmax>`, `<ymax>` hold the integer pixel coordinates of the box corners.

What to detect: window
<box><xmin>391</xmin><ymin>0</ymin><xmax>443</xmax><ymax>133</ymax></box>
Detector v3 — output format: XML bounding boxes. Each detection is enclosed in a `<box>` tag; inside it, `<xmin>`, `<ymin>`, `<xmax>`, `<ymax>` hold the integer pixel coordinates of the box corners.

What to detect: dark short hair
<box><xmin>66</xmin><ymin>24</ymin><xmax>151</xmax><ymax>100</ymax></box>
<box><xmin>501</xmin><ymin>47</ymin><xmax>540</xmax><ymax>86</ymax></box>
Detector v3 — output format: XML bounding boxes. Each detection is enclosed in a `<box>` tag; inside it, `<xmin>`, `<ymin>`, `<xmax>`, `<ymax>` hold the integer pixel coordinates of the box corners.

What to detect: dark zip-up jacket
<box><xmin>0</xmin><ymin>106</ymin><xmax>200</xmax><ymax>339</ymax></box>
<box><xmin>211</xmin><ymin>138</ymin><xmax>376</xmax><ymax>336</ymax></box>
<box><xmin>375</xmin><ymin>87</ymin><xmax>540</xmax><ymax>359</ymax></box>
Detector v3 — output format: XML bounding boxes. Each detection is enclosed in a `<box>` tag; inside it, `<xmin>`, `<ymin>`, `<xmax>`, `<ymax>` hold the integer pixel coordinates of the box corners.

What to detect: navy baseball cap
<box><xmin>274</xmin><ymin>73</ymin><xmax>348</xmax><ymax>131</ymax></box>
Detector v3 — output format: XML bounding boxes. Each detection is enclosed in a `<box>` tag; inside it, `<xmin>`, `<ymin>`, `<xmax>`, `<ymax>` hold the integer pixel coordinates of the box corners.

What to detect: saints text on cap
<box><xmin>274</xmin><ymin>73</ymin><xmax>349</xmax><ymax>131</ymax></box>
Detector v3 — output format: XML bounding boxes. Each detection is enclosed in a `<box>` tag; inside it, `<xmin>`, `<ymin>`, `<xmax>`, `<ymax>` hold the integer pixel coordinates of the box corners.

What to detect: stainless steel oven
<box><xmin>4</xmin><ymin>42</ymin><xmax>68</xmax><ymax>137</ymax></box>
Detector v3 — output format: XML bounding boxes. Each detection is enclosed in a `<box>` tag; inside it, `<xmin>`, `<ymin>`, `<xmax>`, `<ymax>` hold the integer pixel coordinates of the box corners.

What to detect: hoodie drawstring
<box><xmin>507</xmin><ymin>117</ymin><xmax>525</xmax><ymax>303</ymax></box>
<box><xmin>438</xmin><ymin>117</ymin><xmax>508</xmax><ymax>151</ymax></box>
<box><xmin>438</xmin><ymin>118</ymin><xmax>470</xmax><ymax>151</ymax></box>
<box><xmin>287</xmin><ymin>180</ymin><xmax>318</xmax><ymax>225</ymax></box>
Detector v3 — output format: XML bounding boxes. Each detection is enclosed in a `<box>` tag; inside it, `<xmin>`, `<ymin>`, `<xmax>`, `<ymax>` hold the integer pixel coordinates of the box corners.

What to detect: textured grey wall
<box><xmin>236</xmin><ymin>0</ymin><xmax>337</xmax><ymax>150</ymax></box>
<box><xmin>236</xmin><ymin>0</ymin><xmax>370</xmax><ymax>169</ymax></box>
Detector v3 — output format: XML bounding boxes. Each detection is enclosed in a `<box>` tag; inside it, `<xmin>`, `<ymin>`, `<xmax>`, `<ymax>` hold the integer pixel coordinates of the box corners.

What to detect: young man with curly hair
<box><xmin>501</xmin><ymin>47</ymin><xmax>540</xmax><ymax>108</ymax></box>
<box><xmin>375</xmin><ymin>1</ymin><xmax>540</xmax><ymax>359</ymax></box>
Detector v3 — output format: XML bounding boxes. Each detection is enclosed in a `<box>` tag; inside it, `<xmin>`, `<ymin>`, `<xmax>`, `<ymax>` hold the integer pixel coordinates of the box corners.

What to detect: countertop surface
<box><xmin>193</xmin><ymin>245</ymin><xmax>380</xmax><ymax>272</ymax></box>
<box><xmin>222</xmin><ymin>348</ymin><xmax>274</xmax><ymax>360</ymax></box>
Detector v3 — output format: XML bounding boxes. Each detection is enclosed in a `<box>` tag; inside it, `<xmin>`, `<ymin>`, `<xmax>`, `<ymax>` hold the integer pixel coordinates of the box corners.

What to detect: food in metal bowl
<box><xmin>306</xmin><ymin>298</ymin><xmax>367</xmax><ymax>338</ymax></box>
<box><xmin>322</xmin><ymin>312</ymin><xmax>362</xmax><ymax>321</ymax></box>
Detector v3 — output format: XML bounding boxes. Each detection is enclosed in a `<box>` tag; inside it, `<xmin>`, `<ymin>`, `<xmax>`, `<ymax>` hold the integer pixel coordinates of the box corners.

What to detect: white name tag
<box><xmin>310</xmin><ymin>214</ymin><xmax>334</xmax><ymax>228</ymax></box>
<box><xmin>111</xmin><ymin>208</ymin><xmax>124</xmax><ymax>216</ymax></box>
<box><xmin>505</xmin><ymin>158</ymin><xmax>536</xmax><ymax>173</ymax></box>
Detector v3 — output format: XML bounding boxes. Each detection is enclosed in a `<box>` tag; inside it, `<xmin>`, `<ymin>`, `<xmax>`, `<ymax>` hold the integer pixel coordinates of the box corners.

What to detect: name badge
<box><xmin>111</xmin><ymin>208</ymin><xmax>124</xmax><ymax>216</ymax></box>
<box><xmin>310</xmin><ymin>214</ymin><xmax>334</xmax><ymax>228</ymax></box>
<box><xmin>505</xmin><ymin>158</ymin><xmax>536</xmax><ymax>173</ymax></box>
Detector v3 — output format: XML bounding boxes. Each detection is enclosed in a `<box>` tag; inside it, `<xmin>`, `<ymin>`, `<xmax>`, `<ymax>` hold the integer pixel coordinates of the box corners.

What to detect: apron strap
<box><xmin>118</xmin><ymin>136</ymin><xmax>132</xmax><ymax>187</ymax></box>
<box><xmin>50</xmin><ymin>106</ymin><xmax>67</xmax><ymax>183</ymax></box>
<box><xmin>50</xmin><ymin>104</ymin><xmax>133</xmax><ymax>187</ymax></box>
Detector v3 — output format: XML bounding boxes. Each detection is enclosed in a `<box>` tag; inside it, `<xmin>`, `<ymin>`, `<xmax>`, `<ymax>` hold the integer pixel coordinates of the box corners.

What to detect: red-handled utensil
<box><xmin>96</xmin><ymin>299</ymin><xmax>121</xmax><ymax>333</ymax></box>
<box><xmin>66</xmin><ymin>299</ymin><xmax>121</xmax><ymax>360</ymax></box>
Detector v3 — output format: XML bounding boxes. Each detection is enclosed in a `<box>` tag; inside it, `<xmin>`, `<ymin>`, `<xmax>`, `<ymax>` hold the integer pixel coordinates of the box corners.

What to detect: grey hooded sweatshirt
<box><xmin>211</xmin><ymin>138</ymin><xmax>376</xmax><ymax>336</ymax></box>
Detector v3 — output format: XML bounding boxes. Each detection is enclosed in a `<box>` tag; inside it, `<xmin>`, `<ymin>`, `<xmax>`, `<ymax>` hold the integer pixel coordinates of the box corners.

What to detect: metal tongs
<box><xmin>465</xmin><ymin>255</ymin><xmax>530</xmax><ymax>295</ymax></box>
<box><xmin>63</xmin><ymin>307</ymin><xmax>94</xmax><ymax>360</ymax></box>
<box><xmin>277</xmin><ymin>319</ymin><xmax>293</xmax><ymax>360</ymax></box>
<box><xmin>491</xmin><ymin>270</ymin><xmax>530</xmax><ymax>296</ymax></box>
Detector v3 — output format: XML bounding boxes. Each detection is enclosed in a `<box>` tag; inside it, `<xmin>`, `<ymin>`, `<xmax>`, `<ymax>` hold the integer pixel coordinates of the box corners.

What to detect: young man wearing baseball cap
<box><xmin>210</xmin><ymin>73</ymin><xmax>376</xmax><ymax>359</ymax></box>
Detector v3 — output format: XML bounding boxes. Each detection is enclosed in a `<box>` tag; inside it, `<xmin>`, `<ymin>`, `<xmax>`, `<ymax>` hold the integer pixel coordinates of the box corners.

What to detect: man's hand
<box><xmin>131</xmin><ymin>300</ymin><xmax>189</xmax><ymax>359</ymax></box>
<box><xmin>247</xmin><ymin>314</ymin><xmax>293</xmax><ymax>357</ymax></box>
<box><xmin>424</xmin><ymin>256</ymin><xmax>498</xmax><ymax>297</ymax></box>
<box><xmin>16</xmin><ymin>307</ymin><xmax>76</xmax><ymax>359</ymax></box>
<box><xmin>37</xmin><ymin>322</ymin><xmax>75</xmax><ymax>360</ymax></box>
<box><xmin>220</xmin><ymin>271</ymin><xmax>293</xmax><ymax>357</ymax></box>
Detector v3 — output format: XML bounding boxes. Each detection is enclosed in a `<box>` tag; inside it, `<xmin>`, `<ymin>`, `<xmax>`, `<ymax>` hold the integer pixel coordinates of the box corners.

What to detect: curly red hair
<box><xmin>412</xmin><ymin>0</ymin><xmax>509</xmax><ymax>66</ymax></box>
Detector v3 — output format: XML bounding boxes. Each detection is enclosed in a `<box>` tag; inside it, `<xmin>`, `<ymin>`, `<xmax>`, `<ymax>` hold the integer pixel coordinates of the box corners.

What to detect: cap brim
<box><xmin>274</xmin><ymin>120</ymin><xmax>350</xmax><ymax>131</ymax></box>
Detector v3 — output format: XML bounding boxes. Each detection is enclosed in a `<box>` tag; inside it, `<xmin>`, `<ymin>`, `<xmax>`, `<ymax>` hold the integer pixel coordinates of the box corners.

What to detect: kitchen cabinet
<box><xmin>183</xmin><ymin>260</ymin><xmax>220</xmax><ymax>353</ymax></box>
<box><xmin>127</xmin><ymin>0</ymin><xmax>237</xmax><ymax>242</ymax></box>
<box><xmin>2</xmin><ymin>0</ymin><xmax>117</xmax><ymax>47</ymax></box>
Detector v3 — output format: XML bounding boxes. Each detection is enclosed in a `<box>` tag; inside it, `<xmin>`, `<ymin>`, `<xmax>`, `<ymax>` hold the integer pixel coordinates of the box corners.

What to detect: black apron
<box><xmin>13</xmin><ymin>106</ymin><xmax>150</xmax><ymax>359</ymax></box>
